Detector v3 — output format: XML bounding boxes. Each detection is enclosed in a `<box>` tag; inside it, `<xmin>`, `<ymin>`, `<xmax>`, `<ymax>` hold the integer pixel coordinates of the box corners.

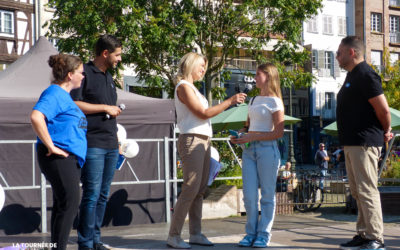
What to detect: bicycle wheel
<box><xmin>309</xmin><ymin>187</ymin><xmax>324</xmax><ymax>211</ymax></box>
<box><xmin>294</xmin><ymin>186</ymin><xmax>315</xmax><ymax>212</ymax></box>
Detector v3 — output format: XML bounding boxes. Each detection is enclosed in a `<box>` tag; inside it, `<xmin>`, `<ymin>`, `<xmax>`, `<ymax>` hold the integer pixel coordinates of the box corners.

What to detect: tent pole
<box><xmin>378</xmin><ymin>132</ymin><xmax>396</xmax><ymax>179</ymax></box>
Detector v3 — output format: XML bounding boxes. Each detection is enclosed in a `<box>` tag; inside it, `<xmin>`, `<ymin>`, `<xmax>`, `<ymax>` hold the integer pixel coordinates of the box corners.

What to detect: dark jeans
<box><xmin>37</xmin><ymin>143</ymin><xmax>81</xmax><ymax>250</ymax></box>
<box><xmin>77</xmin><ymin>148</ymin><xmax>119</xmax><ymax>249</ymax></box>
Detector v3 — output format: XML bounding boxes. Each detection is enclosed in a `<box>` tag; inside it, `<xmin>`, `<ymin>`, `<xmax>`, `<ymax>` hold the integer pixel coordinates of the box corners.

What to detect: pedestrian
<box><xmin>70</xmin><ymin>34</ymin><xmax>123</xmax><ymax>250</ymax></box>
<box><xmin>231</xmin><ymin>63</ymin><xmax>284</xmax><ymax>248</ymax></box>
<box><xmin>314</xmin><ymin>143</ymin><xmax>329</xmax><ymax>190</ymax></box>
<box><xmin>167</xmin><ymin>52</ymin><xmax>246</xmax><ymax>249</ymax></box>
<box><xmin>336</xmin><ymin>36</ymin><xmax>392</xmax><ymax>250</ymax></box>
<box><xmin>31</xmin><ymin>53</ymin><xmax>86</xmax><ymax>250</ymax></box>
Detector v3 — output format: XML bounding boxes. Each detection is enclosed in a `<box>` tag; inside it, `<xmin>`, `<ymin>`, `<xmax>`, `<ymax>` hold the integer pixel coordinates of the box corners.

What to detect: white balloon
<box><xmin>121</xmin><ymin>139</ymin><xmax>139</xmax><ymax>158</ymax></box>
<box><xmin>0</xmin><ymin>184</ymin><xmax>4</xmax><ymax>212</ymax></box>
<box><xmin>117</xmin><ymin>124</ymin><xmax>127</xmax><ymax>143</ymax></box>
<box><xmin>210</xmin><ymin>146</ymin><xmax>219</xmax><ymax>162</ymax></box>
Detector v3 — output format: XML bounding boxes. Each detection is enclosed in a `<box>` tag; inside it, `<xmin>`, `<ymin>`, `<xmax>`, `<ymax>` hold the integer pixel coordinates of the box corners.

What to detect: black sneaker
<box><xmin>94</xmin><ymin>243</ymin><xmax>110</xmax><ymax>250</ymax></box>
<box><xmin>359</xmin><ymin>240</ymin><xmax>385</xmax><ymax>250</ymax></box>
<box><xmin>340</xmin><ymin>235</ymin><xmax>368</xmax><ymax>249</ymax></box>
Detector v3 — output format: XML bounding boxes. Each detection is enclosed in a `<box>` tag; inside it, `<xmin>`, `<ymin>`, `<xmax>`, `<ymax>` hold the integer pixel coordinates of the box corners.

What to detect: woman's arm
<box><xmin>30</xmin><ymin>110</ymin><xmax>69</xmax><ymax>157</ymax></box>
<box><xmin>231</xmin><ymin>110</ymin><xmax>284</xmax><ymax>144</ymax></box>
<box><xmin>177</xmin><ymin>84</ymin><xmax>246</xmax><ymax>119</ymax></box>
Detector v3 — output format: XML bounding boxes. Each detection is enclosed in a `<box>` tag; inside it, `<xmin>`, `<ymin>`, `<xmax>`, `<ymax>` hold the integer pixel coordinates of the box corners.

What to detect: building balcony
<box><xmin>225</xmin><ymin>58</ymin><xmax>257</xmax><ymax>71</ymax></box>
<box><xmin>390</xmin><ymin>0</ymin><xmax>400</xmax><ymax>7</ymax></box>
<box><xmin>390</xmin><ymin>32</ymin><xmax>400</xmax><ymax>44</ymax></box>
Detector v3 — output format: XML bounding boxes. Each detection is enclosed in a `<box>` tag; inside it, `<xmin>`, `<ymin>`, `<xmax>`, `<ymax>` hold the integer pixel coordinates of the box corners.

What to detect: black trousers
<box><xmin>37</xmin><ymin>144</ymin><xmax>81</xmax><ymax>250</ymax></box>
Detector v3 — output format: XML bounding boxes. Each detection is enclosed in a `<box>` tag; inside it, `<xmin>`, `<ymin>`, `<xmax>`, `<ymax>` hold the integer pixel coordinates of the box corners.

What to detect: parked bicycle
<box><xmin>294</xmin><ymin>170</ymin><xmax>324</xmax><ymax>212</ymax></box>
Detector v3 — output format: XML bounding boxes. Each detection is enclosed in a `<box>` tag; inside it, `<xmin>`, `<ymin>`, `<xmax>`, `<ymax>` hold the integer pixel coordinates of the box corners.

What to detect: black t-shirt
<box><xmin>336</xmin><ymin>61</ymin><xmax>384</xmax><ymax>146</ymax></box>
<box><xmin>70</xmin><ymin>61</ymin><xmax>118</xmax><ymax>149</ymax></box>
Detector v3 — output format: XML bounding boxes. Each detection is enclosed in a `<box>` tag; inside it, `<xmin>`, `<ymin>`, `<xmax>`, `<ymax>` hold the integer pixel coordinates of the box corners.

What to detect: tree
<box><xmin>46</xmin><ymin>0</ymin><xmax>322</xmax><ymax>102</ymax></box>
<box><xmin>376</xmin><ymin>50</ymin><xmax>400</xmax><ymax>110</ymax></box>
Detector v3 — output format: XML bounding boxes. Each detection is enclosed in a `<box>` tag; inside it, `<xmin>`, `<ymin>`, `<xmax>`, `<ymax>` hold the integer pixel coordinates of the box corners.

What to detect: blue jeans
<box><xmin>320</xmin><ymin>169</ymin><xmax>327</xmax><ymax>190</ymax></box>
<box><xmin>242</xmin><ymin>140</ymin><xmax>280</xmax><ymax>242</ymax></box>
<box><xmin>78</xmin><ymin>148</ymin><xmax>119</xmax><ymax>249</ymax></box>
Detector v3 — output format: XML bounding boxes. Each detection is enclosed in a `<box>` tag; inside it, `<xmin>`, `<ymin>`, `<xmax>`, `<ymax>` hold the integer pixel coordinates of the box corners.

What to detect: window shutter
<box><xmin>334</xmin><ymin>54</ymin><xmax>340</xmax><ymax>78</ymax></box>
<box><xmin>318</xmin><ymin>50</ymin><xmax>325</xmax><ymax>69</ymax></box>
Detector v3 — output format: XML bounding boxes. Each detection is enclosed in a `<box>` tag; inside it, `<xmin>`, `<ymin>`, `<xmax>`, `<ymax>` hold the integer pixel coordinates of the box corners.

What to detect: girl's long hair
<box><xmin>257</xmin><ymin>63</ymin><xmax>282</xmax><ymax>100</ymax></box>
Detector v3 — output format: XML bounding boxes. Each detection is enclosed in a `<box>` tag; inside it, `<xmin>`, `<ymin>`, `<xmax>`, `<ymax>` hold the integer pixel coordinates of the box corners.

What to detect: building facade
<box><xmin>355</xmin><ymin>0</ymin><xmax>400</xmax><ymax>69</ymax></box>
<box><xmin>302</xmin><ymin>0</ymin><xmax>355</xmax><ymax>160</ymax></box>
<box><xmin>0</xmin><ymin>0</ymin><xmax>35</xmax><ymax>70</ymax></box>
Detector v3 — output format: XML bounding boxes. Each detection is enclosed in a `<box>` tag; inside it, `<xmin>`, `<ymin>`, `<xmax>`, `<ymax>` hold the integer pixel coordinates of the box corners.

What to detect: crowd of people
<box><xmin>30</xmin><ymin>35</ymin><xmax>391</xmax><ymax>250</ymax></box>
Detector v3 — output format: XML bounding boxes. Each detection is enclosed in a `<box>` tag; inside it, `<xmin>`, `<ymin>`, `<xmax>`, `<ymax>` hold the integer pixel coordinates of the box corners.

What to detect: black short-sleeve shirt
<box><xmin>70</xmin><ymin>61</ymin><xmax>118</xmax><ymax>149</ymax></box>
<box><xmin>336</xmin><ymin>61</ymin><xmax>384</xmax><ymax>146</ymax></box>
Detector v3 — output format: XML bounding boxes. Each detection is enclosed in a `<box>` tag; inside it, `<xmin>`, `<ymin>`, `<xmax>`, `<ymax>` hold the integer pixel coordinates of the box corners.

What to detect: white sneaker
<box><xmin>189</xmin><ymin>233</ymin><xmax>214</xmax><ymax>246</ymax></box>
<box><xmin>167</xmin><ymin>235</ymin><xmax>191</xmax><ymax>249</ymax></box>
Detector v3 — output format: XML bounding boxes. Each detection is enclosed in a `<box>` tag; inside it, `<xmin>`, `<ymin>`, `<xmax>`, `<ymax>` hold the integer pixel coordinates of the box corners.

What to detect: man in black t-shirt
<box><xmin>71</xmin><ymin>35</ymin><xmax>122</xmax><ymax>250</ymax></box>
<box><xmin>336</xmin><ymin>36</ymin><xmax>392</xmax><ymax>250</ymax></box>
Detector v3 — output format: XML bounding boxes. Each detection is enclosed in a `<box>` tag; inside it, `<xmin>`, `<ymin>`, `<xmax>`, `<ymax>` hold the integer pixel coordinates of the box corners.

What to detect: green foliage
<box><xmin>381</xmin><ymin>154</ymin><xmax>400</xmax><ymax>186</ymax></box>
<box><xmin>46</xmin><ymin>0</ymin><xmax>322</xmax><ymax>101</ymax></box>
<box><xmin>210</xmin><ymin>131</ymin><xmax>243</xmax><ymax>188</ymax></box>
<box><xmin>374</xmin><ymin>49</ymin><xmax>400</xmax><ymax>110</ymax></box>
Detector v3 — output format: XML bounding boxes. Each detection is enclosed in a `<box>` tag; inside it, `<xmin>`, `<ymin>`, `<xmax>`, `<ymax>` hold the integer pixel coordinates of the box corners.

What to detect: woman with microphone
<box><xmin>31</xmin><ymin>54</ymin><xmax>87</xmax><ymax>250</ymax></box>
<box><xmin>167</xmin><ymin>52</ymin><xmax>246</xmax><ymax>249</ymax></box>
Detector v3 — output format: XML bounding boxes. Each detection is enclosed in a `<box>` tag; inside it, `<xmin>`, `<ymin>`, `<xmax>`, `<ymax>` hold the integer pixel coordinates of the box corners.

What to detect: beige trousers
<box><xmin>344</xmin><ymin>146</ymin><xmax>384</xmax><ymax>242</ymax></box>
<box><xmin>169</xmin><ymin>134</ymin><xmax>211</xmax><ymax>236</ymax></box>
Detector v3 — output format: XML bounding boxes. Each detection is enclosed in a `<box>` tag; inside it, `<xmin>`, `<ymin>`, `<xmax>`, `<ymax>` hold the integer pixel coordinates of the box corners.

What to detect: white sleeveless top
<box><xmin>248</xmin><ymin>96</ymin><xmax>284</xmax><ymax>132</ymax></box>
<box><xmin>174</xmin><ymin>80</ymin><xmax>212</xmax><ymax>137</ymax></box>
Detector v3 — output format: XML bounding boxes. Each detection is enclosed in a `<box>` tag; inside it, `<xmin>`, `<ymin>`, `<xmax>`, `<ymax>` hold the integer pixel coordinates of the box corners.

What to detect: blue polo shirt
<box><xmin>33</xmin><ymin>85</ymin><xmax>88</xmax><ymax>167</ymax></box>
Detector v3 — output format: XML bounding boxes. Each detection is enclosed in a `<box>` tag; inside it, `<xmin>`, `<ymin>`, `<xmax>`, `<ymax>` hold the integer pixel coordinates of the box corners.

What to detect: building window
<box><xmin>312</xmin><ymin>50</ymin><xmax>318</xmax><ymax>68</ymax></box>
<box><xmin>0</xmin><ymin>10</ymin><xmax>14</xmax><ymax>34</ymax></box>
<box><xmin>390</xmin><ymin>52</ymin><xmax>399</xmax><ymax>65</ymax></box>
<box><xmin>337</xmin><ymin>17</ymin><xmax>347</xmax><ymax>36</ymax></box>
<box><xmin>325</xmin><ymin>92</ymin><xmax>333</xmax><ymax>110</ymax></box>
<box><xmin>371</xmin><ymin>13</ymin><xmax>382</xmax><ymax>32</ymax></box>
<box><xmin>390</xmin><ymin>15</ymin><xmax>400</xmax><ymax>43</ymax></box>
<box><xmin>323</xmin><ymin>15</ymin><xmax>333</xmax><ymax>35</ymax></box>
<box><xmin>307</xmin><ymin>17</ymin><xmax>318</xmax><ymax>33</ymax></box>
<box><xmin>371</xmin><ymin>50</ymin><xmax>382</xmax><ymax>72</ymax></box>
<box><xmin>324</xmin><ymin>51</ymin><xmax>332</xmax><ymax>69</ymax></box>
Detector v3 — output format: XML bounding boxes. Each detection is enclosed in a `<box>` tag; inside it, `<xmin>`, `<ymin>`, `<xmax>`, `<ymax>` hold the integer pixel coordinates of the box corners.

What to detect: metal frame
<box><xmin>0</xmin><ymin>135</ymin><xmax>242</xmax><ymax>233</ymax></box>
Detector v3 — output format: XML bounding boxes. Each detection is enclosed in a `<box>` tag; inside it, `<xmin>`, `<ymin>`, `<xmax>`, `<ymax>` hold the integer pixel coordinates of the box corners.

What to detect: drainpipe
<box><xmin>363</xmin><ymin>0</ymin><xmax>366</xmax><ymax>60</ymax></box>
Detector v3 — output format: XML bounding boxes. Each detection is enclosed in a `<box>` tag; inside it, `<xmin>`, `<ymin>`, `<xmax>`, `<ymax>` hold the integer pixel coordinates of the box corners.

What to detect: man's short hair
<box><xmin>319</xmin><ymin>143</ymin><xmax>325</xmax><ymax>147</ymax></box>
<box><xmin>95</xmin><ymin>34</ymin><xmax>122</xmax><ymax>56</ymax></box>
<box><xmin>341</xmin><ymin>36</ymin><xmax>364</xmax><ymax>59</ymax></box>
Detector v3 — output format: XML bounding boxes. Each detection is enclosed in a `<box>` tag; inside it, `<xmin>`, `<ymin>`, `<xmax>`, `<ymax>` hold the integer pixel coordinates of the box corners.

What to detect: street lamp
<box><xmin>285</xmin><ymin>64</ymin><xmax>296</xmax><ymax>171</ymax></box>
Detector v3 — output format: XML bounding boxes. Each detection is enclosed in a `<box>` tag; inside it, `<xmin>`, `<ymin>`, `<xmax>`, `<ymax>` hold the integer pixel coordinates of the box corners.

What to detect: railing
<box><xmin>0</xmin><ymin>136</ymin><xmax>243</xmax><ymax>233</ymax></box>
<box><xmin>390</xmin><ymin>32</ymin><xmax>400</xmax><ymax>44</ymax></box>
<box><xmin>390</xmin><ymin>0</ymin><xmax>400</xmax><ymax>7</ymax></box>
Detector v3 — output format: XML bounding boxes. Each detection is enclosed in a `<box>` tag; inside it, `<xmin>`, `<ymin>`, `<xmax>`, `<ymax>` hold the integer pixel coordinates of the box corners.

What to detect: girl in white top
<box><xmin>231</xmin><ymin>63</ymin><xmax>284</xmax><ymax>248</ymax></box>
<box><xmin>167</xmin><ymin>52</ymin><xmax>246</xmax><ymax>249</ymax></box>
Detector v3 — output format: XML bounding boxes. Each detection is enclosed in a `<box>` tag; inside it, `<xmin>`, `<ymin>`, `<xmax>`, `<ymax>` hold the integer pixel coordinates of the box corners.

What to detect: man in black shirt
<box><xmin>71</xmin><ymin>35</ymin><xmax>122</xmax><ymax>250</ymax></box>
<box><xmin>336</xmin><ymin>36</ymin><xmax>392</xmax><ymax>250</ymax></box>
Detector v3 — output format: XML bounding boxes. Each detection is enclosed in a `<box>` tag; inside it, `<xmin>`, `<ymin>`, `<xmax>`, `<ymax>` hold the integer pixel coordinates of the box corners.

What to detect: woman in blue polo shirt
<box><xmin>31</xmin><ymin>54</ymin><xmax>87</xmax><ymax>250</ymax></box>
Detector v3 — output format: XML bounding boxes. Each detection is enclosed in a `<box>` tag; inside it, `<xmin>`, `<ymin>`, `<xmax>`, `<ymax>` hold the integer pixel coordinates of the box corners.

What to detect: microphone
<box><xmin>105</xmin><ymin>103</ymin><xmax>126</xmax><ymax>120</ymax></box>
<box><xmin>243</xmin><ymin>83</ymin><xmax>253</xmax><ymax>94</ymax></box>
<box><xmin>235</xmin><ymin>84</ymin><xmax>253</xmax><ymax>106</ymax></box>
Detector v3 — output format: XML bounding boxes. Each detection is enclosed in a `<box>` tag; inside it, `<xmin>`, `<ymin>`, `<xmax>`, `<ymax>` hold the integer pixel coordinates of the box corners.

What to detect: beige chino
<box><xmin>344</xmin><ymin>146</ymin><xmax>384</xmax><ymax>243</ymax></box>
<box><xmin>169</xmin><ymin>133</ymin><xmax>211</xmax><ymax>236</ymax></box>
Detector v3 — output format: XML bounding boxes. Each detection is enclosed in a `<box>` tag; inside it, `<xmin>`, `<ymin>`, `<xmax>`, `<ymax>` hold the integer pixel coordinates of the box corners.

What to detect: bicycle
<box><xmin>294</xmin><ymin>170</ymin><xmax>324</xmax><ymax>212</ymax></box>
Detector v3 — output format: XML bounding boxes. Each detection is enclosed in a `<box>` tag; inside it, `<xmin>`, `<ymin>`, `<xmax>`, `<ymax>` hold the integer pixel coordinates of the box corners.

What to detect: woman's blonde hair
<box><xmin>257</xmin><ymin>63</ymin><xmax>282</xmax><ymax>100</ymax></box>
<box><xmin>175</xmin><ymin>52</ymin><xmax>208</xmax><ymax>85</ymax></box>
